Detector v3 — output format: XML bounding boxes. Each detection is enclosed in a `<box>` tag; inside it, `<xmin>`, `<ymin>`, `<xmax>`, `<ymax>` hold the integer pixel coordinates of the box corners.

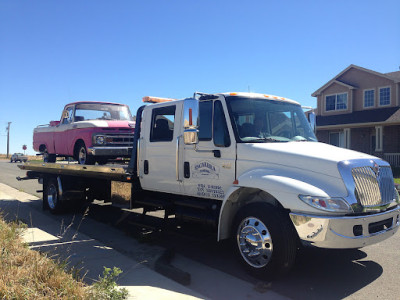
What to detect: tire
<box><xmin>76</xmin><ymin>142</ymin><xmax>95</xmax><ymax>165</ymax></box>
<box><xmin>43</xmin><ymin>148</ymin><xmax>56</xmax><ymax>163</ymax></box>
<box><xmin>44</xmin><ymin>178</ymin><xmax>63</xmax><ymax>214</ymax></box>
<box><xmin>232</xmin><ymin>202</ymin><xmax>297</xmax><ymax>280</ymax></box>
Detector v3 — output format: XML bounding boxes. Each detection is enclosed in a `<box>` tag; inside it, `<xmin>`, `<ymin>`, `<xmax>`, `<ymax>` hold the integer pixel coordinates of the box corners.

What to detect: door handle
<box><xmin>176</xmin><ymin>135</ymin><xmax>182</xmax><ymax>182</ymax></box>
<box><xmin>184</xmin><ymin>162</ymin><xmax>190</xmax><ymax>178</ymax></box>
<box><xmin>213</xmin><ymin>150</ymin><xmax>221</xmax><ymax>158</ymax></box>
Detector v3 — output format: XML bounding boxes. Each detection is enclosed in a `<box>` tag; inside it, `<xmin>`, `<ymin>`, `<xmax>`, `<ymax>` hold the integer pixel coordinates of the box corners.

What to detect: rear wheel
<box><xmin>44</xmin><ymin>178</ymin><xmax>63</xmax><ymax>214</ymax></box>
<box><xmin>43</xmin><ymin>147</ymin><xmax>56</xmax><ymax>163</ymax></box>
<box><xmin>233</xmin><ymin>202</ymin><xmax>297</xmax><ymax>280</ymax></box>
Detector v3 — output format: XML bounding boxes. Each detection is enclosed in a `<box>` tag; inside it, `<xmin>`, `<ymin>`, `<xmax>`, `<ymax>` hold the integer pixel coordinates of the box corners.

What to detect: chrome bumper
<box><xmin>87</xmin><ymin>147</ymin><xmax>132</xmax><ymax>157</ymax></box>
<box><xmin>290</xmin><ymin>207</ymin><xmax>400</xmax><ymax>249</ymax></box>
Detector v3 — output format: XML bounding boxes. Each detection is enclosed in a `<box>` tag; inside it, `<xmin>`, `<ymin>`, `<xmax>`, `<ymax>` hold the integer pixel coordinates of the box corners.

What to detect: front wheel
<box><xmin>76</xmin><ymin>142</ymin><xmax>95</xmax><ymax>165</ymax></box>
<box><xmin>233</xmin><ymin>203</ymin><xmax>297</xmax><ymax>280</ymax></box>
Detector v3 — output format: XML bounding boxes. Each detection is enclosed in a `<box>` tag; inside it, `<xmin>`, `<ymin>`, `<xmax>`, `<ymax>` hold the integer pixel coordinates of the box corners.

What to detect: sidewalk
<box><xmin>0</xmin><ymin>183</ymin><xmax>205</xmax><ymax>300</ymax></box>
<box><xmin>0</xmin><ymin>182</ymin><xmax>290</xmax><ymax>300</ymax></box>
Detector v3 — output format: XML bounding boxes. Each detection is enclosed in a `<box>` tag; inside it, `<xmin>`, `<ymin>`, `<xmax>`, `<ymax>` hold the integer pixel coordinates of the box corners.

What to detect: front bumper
<box><xmin>290</xmin><ymin>207</ymin><xmax>400</xmax><ymax>249</ymax></box>
<box><xmin>87</xmin><ymin>146</ymin><xmax>132</xmax><ymax>157</ymax></box>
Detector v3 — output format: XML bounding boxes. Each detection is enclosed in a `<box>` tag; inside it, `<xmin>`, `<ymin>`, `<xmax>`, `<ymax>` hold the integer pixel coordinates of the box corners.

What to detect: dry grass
<box><xmin>0</xmin><ymin>217</ymin><xmax>88</xmax><ymax>299</ymax></box>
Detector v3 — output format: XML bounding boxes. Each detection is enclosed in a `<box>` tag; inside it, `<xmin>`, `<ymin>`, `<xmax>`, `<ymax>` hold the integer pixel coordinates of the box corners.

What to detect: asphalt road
<box><xmin>1</xmin><ymin>159</ymin><xmax>400</xmax><ymax>299</ymax></box>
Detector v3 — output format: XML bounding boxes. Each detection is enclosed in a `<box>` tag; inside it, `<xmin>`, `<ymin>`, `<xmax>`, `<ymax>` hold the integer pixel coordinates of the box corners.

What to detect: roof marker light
<box><xmin>142</xmin><ymin>96</ymin><xmax>175</xmax><ymax>103</ymax></box>
<box><xmin>230</xmin><ymin>92</ymin><xmax>238</xmax><ymax>96</ymax></box>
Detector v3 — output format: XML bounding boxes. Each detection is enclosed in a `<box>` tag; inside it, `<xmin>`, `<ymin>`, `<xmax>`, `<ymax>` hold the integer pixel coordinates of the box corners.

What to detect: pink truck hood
<box><xmin>74</xmin><ymin>120</ymin><xmax>135</xmax><ymax>129</ymax></box>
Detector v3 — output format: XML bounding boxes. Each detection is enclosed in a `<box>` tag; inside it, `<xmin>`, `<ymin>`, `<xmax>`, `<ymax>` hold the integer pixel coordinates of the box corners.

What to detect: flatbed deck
<box><xmin>18</xmin><ymin>161</ymin><xmax>131</xmax><ymax>182</ymax></box>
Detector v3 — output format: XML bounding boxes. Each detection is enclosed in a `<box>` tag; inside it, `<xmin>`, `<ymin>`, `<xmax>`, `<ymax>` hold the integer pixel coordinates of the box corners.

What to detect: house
<box><xmin>312</xmin><ymin>64</ymin><xmax>400</xmax><ymax>166</ymax></box>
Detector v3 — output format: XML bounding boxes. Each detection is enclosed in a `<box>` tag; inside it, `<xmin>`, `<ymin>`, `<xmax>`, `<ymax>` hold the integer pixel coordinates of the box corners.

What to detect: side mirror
<box><xmin>184</xmin><ymin>128</ymin><xmax>199</xmax><ymax>145</ymax></box>
<box><xmin>308</xmin><ymin>112</ymin><xmax>316</xmax><ymax>133</ymax></box>
<box><xmin>183</xmin><ymin>98</ymin><xmax>199</xmax><ymax>145</ymax></box>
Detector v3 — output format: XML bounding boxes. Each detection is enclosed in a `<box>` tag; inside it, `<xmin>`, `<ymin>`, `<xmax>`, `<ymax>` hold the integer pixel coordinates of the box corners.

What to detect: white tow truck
<box><xmin>18</xmin><ymin>92</ymin><xmax>400</xmax><ymax>279</ymax></box>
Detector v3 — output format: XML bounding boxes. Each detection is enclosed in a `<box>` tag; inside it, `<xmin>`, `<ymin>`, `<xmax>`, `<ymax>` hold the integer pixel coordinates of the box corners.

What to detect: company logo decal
<box><xmin>192</xmin><ymin>160</ymin><xmax>220</xmax><ymax>179</ymax></box>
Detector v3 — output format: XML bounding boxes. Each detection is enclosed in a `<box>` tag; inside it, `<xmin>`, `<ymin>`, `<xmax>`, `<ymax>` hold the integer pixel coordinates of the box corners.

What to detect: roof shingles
<box><xmin>317</xmin><ymin>107</ymin><xmax>400</xmax><ymax>127</ymax></box>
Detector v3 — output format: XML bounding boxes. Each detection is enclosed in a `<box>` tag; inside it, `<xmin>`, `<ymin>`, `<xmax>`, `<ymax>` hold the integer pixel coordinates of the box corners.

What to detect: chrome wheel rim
<box><xmin>47</xmin><ymin>184</ymin><xmax>57</xmax><ymax>210</ymax></box>
<box><xmin>237</xmin><ymin>217</ymin><xmax>273</xmax><ymax>268</ymax></box>
<box><xmin>78</xmin><ymin>147</ymin><xmax>86</xmax><ymax>164</ymax></box>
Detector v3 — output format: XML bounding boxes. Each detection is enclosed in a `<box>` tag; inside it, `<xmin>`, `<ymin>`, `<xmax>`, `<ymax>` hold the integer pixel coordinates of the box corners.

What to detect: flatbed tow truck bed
<box><xmin>18</xmin><ymin>162</ymin><xmax>131</xmax><ymax>182</ymax></box>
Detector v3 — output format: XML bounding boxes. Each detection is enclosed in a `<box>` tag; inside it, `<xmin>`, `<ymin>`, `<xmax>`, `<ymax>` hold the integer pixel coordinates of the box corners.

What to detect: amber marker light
<box><xmin>142</xmin><ymin>96</ymin><xmax>175</xmax><ymax>103</ymax></box>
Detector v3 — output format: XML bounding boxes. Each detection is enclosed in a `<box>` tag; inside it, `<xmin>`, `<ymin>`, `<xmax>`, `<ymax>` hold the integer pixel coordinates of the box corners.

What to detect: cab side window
<box><xmin>213</xmin><ymin>101</ymin><xmax>231</xmax><ymax>147</ymax></box>
<box><xmin>62</xmin><ymin>107</ymin><xmax>74</xmax><ymax>125</ymax></box>
<box><xmin>198</xmin><ymin>101</ymin><xmax>212</xmax><ymax>141</ymax></box>
<box><xmin>150</xmin><ymin>106</ymin><xmax>176</xmax><ymax>142</ymax></box>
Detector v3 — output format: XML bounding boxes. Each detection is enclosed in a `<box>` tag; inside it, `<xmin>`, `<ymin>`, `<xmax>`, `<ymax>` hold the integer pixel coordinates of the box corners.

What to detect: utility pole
<box><xmin>6</xmin><ymin>122</ymin><xmax>11</xmax><ymax>158</ymax></box>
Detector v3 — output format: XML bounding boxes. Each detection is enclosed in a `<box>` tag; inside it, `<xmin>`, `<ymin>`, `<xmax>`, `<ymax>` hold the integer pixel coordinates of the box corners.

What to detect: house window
<box><xmin>379</xmin><ymin>87</ymin><xmax>390</xmax><ymax>106</ymax></box>
<box><xmin>364</xmin><ymin>89</ymin><xmax>374</xmax><ymax>108</ymax></box>
<box><xmin>329</xmin><ymin>132</ymin><xmax>344</xmax><ymax>147</ymax></box>
<box><xmin>325</xmin><ymin>93</ymin><xmax>348</xmax><ymax>111</ymax></box>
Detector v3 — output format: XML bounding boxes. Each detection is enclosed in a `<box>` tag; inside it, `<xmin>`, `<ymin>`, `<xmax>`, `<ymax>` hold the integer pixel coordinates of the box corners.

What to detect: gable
<box><xmin>312</xmin><ymin>65</ymin><xmax>396</xmax><ymax>97</ymax></box>
<box><xmin>338</xmin><ymin>67</ymin><xmax>395</xmax><ymax>88</ymax></box>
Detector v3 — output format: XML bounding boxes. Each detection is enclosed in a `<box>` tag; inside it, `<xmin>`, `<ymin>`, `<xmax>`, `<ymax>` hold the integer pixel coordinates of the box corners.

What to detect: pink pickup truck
<box><xmin>33</xmin><ymin>101</ymin><xmax>135</xmax><ymax>164</ymax></box>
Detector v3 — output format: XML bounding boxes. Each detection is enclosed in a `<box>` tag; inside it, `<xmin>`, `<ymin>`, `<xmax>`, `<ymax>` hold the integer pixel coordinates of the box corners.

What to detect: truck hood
<box><xmin>237</xmin><ymin>141</ymin><xmax>375</xmax><ymax>178</ymax></box>
<box><xmin>75</xmin><ymin>120</ymin><xmax>135</xmax><ymax>128</ymax></box>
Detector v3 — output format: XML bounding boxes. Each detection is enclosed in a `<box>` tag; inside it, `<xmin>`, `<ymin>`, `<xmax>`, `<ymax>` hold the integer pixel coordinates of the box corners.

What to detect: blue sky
<box><xmin>1</xmin><ymin>0</ymin><xmax>399</xmax><ymax>155</ymax></box>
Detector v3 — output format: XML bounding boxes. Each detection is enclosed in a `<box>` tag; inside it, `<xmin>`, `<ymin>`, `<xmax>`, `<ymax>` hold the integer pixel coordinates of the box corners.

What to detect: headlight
<box><xmin>95</xmin><ymin>135</ymin><xmax>105</xmax><ymax>145</ymax></box>
<box><xmin>299</xmin><ymin>195</ymin><xmax>352</xmax><ymax>213</ymax></box>
<box><xmin>394</xmin><ymin>187</ymin><xmax>400</xmax><ymax>204</ymax></box>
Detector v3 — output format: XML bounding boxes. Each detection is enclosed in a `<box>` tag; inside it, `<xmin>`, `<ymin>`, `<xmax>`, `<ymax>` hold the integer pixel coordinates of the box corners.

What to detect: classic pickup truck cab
<box><xmin>33</xmin><ymin>101</ymin><xmax>135</xmax><ymax>164</ymax></box>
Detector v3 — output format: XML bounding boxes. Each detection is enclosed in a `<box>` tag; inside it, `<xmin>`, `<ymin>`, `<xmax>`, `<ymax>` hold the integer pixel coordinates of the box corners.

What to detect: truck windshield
<box><xmin>74</xmin><ymin>103</ymin><xmax>132</xmax><ymax>121</ymax></box>
<box><xmin>225</xmin><ymin>96</ymin><xmax>317</xmax><ymax>143</ymax></box>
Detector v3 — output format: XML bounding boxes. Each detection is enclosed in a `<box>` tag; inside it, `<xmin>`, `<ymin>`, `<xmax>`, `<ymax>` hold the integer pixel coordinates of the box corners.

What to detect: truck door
<box><xmin>182</xmin><ymin>99</ymin><xmax>236</xmax><ymax>201</ymax></box>
<box><xmin>54</xmin><ymin>106</ymin><xmax>74</xmax><ymax>155</ymax></box>
<box><xmin>139</xmin><ymin>102</ymin><xmax>184</xmax><ymax>194</ymax></box>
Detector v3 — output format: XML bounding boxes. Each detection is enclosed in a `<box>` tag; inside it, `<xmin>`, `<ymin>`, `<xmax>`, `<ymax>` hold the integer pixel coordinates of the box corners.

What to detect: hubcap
<box><xmin>237</xmin><ymin>217</ymin><xmax>273</xmax><ymax>268</ymax></box>
<box><xmin>47</xmin><ymin>184</ymin><xmax>57</xmax><ymax>210</ymax></box>
<box><xmin>78</xmin><ymin>147</ymin><xmax>86</xmax><ymax>164</ymax></box>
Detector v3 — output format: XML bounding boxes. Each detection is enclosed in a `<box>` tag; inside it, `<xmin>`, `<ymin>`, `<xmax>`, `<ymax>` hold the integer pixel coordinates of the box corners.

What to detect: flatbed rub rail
<box><xmin>18</xmin><ymin>162</ymin><xmax>132</xmax><ymax>182</ymax></box>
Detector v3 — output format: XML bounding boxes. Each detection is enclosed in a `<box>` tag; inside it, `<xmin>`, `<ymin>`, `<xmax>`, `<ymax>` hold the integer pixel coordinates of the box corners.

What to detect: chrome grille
<box><xmin>105</xmin><ymin>133</ymin><xmax>134</xmax><ymax>147</ymax></box>
<box><xmin>352</xmin><ymin>166</ymin><xmax>395</xmax><ymax>207</ymax></box>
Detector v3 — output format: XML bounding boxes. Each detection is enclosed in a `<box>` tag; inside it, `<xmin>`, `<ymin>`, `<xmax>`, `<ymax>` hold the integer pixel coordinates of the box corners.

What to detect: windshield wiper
<box><xmin>245</xmin><ymin>137</ymin><xmax>286</xmax><ymax>143</ymax></box>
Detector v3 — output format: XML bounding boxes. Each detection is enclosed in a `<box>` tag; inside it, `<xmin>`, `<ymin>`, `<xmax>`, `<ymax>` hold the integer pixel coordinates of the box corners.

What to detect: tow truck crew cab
<box><xmin>20</xmin><ymin>92</ymin><xmax>400</xmax><ymax>278</ymax></box>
